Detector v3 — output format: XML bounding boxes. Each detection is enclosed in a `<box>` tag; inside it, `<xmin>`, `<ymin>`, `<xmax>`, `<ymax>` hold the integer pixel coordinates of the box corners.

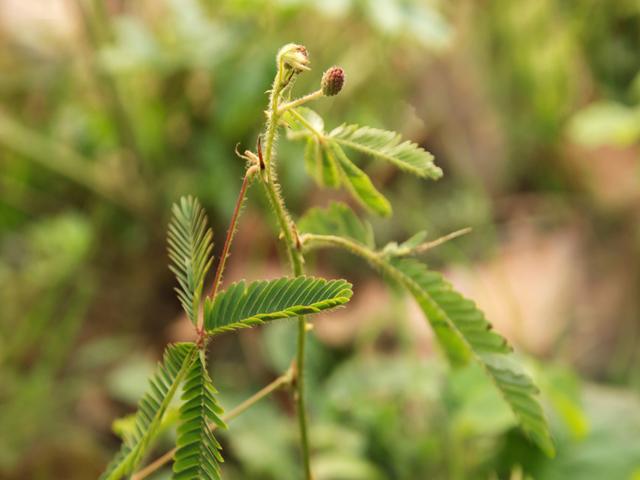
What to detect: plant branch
<box><xmin>301</xmin><ymin>233</ymin><xmax>382</xmax><ymax>266</ymax></box>
<box><xmin>278</xmin><ymin>89</ymin><xmax>323</xmax><ymax>113</ymax></box>
<box><xmin>260</xmin><ymin>63</ymin><xmax>314</xmax><ymax>479</ymax></box>
<box><xmin>208</xmin><ymin>166</ymin><xmax>259</xmax><ymax>303</ymax></box>
<box><xmin>131</xmin><ymin>369</ymin><xmax>293</xmax><ymax>480</ymax></box>
<box><xmin>397</xmin><ymin>227</ymin><xmax>472</xmax><ymax>256</ymax></box>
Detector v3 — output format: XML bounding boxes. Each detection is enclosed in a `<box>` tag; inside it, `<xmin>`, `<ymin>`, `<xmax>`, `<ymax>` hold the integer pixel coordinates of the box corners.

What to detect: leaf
<box><xmin>173</xmin><ymin>352</ymin><xmax>226</xmax><ymax>480</ymax></box>
<box><xmin>304</xmin><ymin>137</ymin><xmax>321</xmax><ymax>184</ymax></box>
<box><xmin>298</xmin><ymin>202</ymin><xmax>375</xmax><ymax>249</ymax></box>
<box><xmin>100</xmin><ymin>343</ymin><xmax>197</xmax><ymax>480</ymax></box>
<box><xmin>398</xmin><ymin>230</ymin><xmax>429</xmax><ymax>250</ymax></box>
<box><xmin>329</xmin><ymin>124</ymin><xmax>442</xmax><ymax>179</ymax></box>
<box><xmin>283</xmin><ymin>106</ymin><xmax>325</xmax><ymax>137</ymax></box>
<box><xmin>285</xmin><ymin>110</ymin><xmax>435</xmax><ymax>216</ymax></box>
<box><xmin>291</xmin><ymin>109</ymin><xmax>339</xmax><ymax>187</ymax></box>
<box><xmin>329</xmin><ymin>141</ymin><xmax>392</xmax><ymax>217</ymax></box>
<box><xmin>320</xmin><ymin>143</ymin><xmax>341</xmax><ymax>187</ymax></box>
<box><xmin>385</xmin><ymin>257</ymin><xmax>555</xmax><ymax>456</ymax></box>
<box><xmin>204</xmin><ymin>276</ymin><xmax>353</xmax><ymax>335</ymax></box>
<box><xmin>167</xmin><ymin>196</ymin><xmax>214</xmax><ymax>325</ymax></box>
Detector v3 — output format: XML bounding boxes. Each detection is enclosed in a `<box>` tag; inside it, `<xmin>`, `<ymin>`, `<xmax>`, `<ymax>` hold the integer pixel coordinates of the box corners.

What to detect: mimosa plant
<box><xmin>101</xmin><ymin>43</ymin><xmax>554</xmax><ymax>480</ymax></box>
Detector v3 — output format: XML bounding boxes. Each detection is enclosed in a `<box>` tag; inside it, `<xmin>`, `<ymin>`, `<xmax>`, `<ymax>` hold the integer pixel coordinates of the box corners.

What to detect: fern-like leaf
<box><xmin>100</xmin><ymin>343</ymin><xmax>197</xmax><ymax>480</ymax></box>
<box><xmin>329</xmin><ymin>124</ymin><xmax>442</xmax><ymax>179</ymax></box>
<box><xmin>298</xmin><ymin>202</ymin><xmax>375</xmax><ymax>248</ymax></box>
<box><xmin>167</xmin><ymin>196</ymin><xmax>214</xmax><ymax>325</ymax></box>
<box><xmin>173</xmin><ymin>352</ymin><xmax>226</xmax><ymax>480</ymax></box>
<box><xmin>204</xmin><ymin>276</ymin><xmax>353</xmax><ymax>335</ymax></box>
<box><xmin>385</xmin><ymin>257</ymin><xmax>555</xmax><ymax>456</ymax></box>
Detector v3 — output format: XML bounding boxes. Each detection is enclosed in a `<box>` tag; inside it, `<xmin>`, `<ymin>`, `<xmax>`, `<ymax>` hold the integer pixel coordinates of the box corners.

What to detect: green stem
<box><xmin>260</xmin><ymin>64</ymin><xmax>313</xmax><ymax>479</ymax></box>
<box><xmin>394</xmin><ymin>227</ymin><xmax>473</xmax><ymax>256</ymax></box>
<box><xmin>278</xmin><ymin>89</ymin><xmax>323</xmax><ymax>113</ymax></box>
<box><xmin>302</xmin><ymin>233</ymin><xmax>382</xmax><ymax>266</ymax></box>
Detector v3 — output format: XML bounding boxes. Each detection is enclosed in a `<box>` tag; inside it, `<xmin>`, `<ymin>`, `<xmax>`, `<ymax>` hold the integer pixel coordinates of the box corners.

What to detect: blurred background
<box><xmin>1</xmin><ymin>0</ymin><xmax>639</xmax><ymax>478</ymax></box>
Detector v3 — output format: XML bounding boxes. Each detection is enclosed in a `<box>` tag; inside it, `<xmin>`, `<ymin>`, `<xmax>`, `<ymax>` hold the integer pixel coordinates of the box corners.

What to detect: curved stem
<box><xmin>301</xmin><ymin>233</ymin><xmax>382</xmax><ymax>267</ymax></box>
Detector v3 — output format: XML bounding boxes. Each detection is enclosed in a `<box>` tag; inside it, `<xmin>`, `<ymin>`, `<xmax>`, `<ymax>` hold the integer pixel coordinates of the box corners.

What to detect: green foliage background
<box><xmin>1</xmin><ymin>0</ymin><xmax>639</xmax><ymax>478</ymax></box>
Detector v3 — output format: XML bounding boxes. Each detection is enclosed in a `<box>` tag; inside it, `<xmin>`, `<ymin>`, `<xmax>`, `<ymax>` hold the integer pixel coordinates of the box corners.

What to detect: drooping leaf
<box><xmin>329</xmin><ymin>141</ymin><xmax>392</xmax><ymax>217</ymax></box>
<box><xmin>385</xmin><ymin>257</ymin><xmax>555</xmax><ymax>456</ymax></box>
<box><xmin>167</xmin><ymin>196</ymin><xmax>214</xmax><ymax>325</ymax></box>
<box><xmin>329</xmin><ymin>124</ymin><xmax>442</xmax><ymax>179</ymax></box>
<box><xmin>100</xmin><ymin>343</ymin><xmax>197</xmax><ymax>480</ymax></box>
<box><xmin>204</xmin><ymin>276</ymin><xmax>353</xmax><ymax>335</ymax></box>
<box><xmin>298</xmin><ymin>202</ymin><xmax>375</xmax><ymax>248</ymax></box>
<box><xmin>172</xmin><ymin>352</ymin><xmax>226</xmax><ymax>480</ymax></box>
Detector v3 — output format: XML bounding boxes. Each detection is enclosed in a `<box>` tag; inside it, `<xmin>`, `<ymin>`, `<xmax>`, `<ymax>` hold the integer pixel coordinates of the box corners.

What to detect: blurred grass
<box><xmin>0</xmin><ymin>0</ymin><xmax>639</xmax><ymax>478</ymax></box>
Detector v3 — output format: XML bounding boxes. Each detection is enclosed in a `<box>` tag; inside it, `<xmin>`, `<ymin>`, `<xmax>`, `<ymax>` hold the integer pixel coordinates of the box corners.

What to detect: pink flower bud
<box><xmin>321</xmin><ymin>66</ymin><xmax>345</xmax><ymax>96</ymax></box>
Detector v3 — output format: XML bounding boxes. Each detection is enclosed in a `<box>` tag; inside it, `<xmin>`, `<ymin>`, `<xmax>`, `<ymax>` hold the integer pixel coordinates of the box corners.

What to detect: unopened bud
<box><xmin>277</xmin><ymin>43</ymin><xmax>310</xmax><ymax>73</ymax></box>
<box><xmin>321</xmin><ymin>66</ymin><xmax>345</xmax><ymax>96</ymax></box>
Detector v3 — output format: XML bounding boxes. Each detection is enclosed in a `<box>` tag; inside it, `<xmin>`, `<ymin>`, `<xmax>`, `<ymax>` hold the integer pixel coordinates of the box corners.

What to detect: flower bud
<box><xmin>321</xmin><ymin>66</ymin><xmax>345</xmax><ymax>96</ymax></box>
<box><xmin>277</xmin><ymin>43</ymin><xmax>310</xmax><ymax>72</ymax></box>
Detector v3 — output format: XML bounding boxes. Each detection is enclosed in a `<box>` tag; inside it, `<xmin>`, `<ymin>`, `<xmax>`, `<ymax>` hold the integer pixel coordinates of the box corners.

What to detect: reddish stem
<box><xmin>208</xmin><ymin>168</ymin><xmax>256</xmax><ymax>301</ymax></box>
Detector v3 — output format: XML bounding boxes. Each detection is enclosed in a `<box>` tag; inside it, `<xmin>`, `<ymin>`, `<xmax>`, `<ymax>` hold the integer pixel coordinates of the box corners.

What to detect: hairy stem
<box><xmin>301</xmin><ymin>233</ymin><xmax>382</xmax><ymax>266</ymax></box>
<box><xmin>208</xmin><ymin>166</ymin><xmax>258</xmax><ymax>302</ymax></box>
<box><xmin>394</xmin><ymin>227</ymin><xmax>473</xmax><ymax>256</ymax></box>
<box><xmin>260</xmin><ymin>65</ymin><xmax>313</xmax><ymax>479</ymax></box>
<box><xmin>278</xmin><ymin>89</ymin><xmax>323</xmax><ymax>113</ymax></box>
<box><xmin>131</xmin><ymin>369</ymin><xmax>294</xmax><ymax>480</ymax></box>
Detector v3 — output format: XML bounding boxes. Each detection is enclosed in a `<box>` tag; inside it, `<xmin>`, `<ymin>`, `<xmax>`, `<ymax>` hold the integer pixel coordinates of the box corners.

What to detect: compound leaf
<box><xmin>386</xmin><ymin>257</ymin><xmax>555</xmax><ymax>457</ymax></box>
<box><xmin>204</xmin><ymin>276</ymin><xmax>353</xmax><ymax>335</ymax></box>
<box><xmin>167</xmin><ymin>196</ymin><xmax>214</xmax><ymax>325</ymax></box>
<box><xmin>329</xmin><ymin>124</ymin><xmax>442</xmax><ymax>179</ymax></box>
<box><xmin>172</xmin><ymin>352</ymin><xmax>226</xmax><ymax>480</ymax></box>
<box><xmin>100</xmin><ymin>343</ymin><xmax>197</xmax><ymax>480</ymax></box>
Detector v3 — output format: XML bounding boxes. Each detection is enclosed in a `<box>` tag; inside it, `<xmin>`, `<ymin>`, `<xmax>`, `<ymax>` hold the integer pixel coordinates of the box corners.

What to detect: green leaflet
<box><xmin>386</xmin><ymin>257</ymin><xmax>555</xmax><ymax>457</ymax></box>
<box><xmin>328</xmin><ymin>123</ymin><xmax>442</xmax><ymax>179</ymax></box>
<box><xmin>204</xmin><ymin>276</ymin><xmax>353</xmax><ymax>335</ymax></box>
<box><xmin>328</xmin><ymin>141</ymin><xmax>392</xmax><ymax>216</ymax></box>
<box><xmin>167</xmin><ymin>196</ymin><xmax>214</xmax><ymax>325</ymax></box>
<box><xmin>320</xmin><ymin>142</ymin><xmax>341</xmax><ymax>187</ymax></box>
<box><xmin>285</xmin><ymin>108</ymin><xmax>395</xmax><ymax>216</ymax></box>
<box><xmin>173</xmin><ymin>352</ymin><xmax>226</xmax><ymax>480</ymax></box>
<box><xmin>100</xmin><ymin>343</ymin><xmax>197</xmax><ymax>480</ymax></box>
<box><xmin>298</xmin><ymin>202</ymin><xmax>375</xmax><ymax>249</ymax></box>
